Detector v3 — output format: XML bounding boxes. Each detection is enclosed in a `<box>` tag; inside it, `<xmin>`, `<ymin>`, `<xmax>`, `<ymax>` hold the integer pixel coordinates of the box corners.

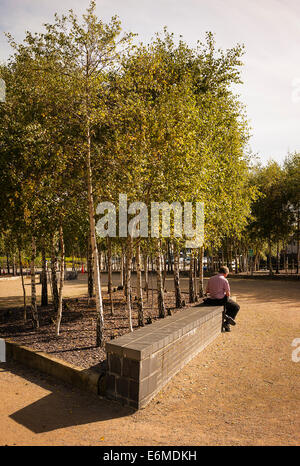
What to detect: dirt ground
<box><xmin>0</xmin><ymin>275</ymin><xmax>299</xmax><ymax>446</ymax></box>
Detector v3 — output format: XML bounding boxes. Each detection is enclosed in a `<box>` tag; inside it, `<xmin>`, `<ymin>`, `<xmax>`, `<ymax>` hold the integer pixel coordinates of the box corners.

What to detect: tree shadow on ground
<box><xmin>2</xmin><ymin>361</ymin><xmax>133</xmax><ymax>434</ymax></box>
<box><xmin>0</xmin><ymin>296</ymin><xmax>31</xmax><ymax>309</ymax></box>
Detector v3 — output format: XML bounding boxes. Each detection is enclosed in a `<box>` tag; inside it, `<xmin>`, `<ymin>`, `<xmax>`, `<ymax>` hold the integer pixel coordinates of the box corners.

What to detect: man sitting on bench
<box><xmin>205</xmin><ymin>265</ymin><xmax>240</xmax><ymax>332</ymax></box>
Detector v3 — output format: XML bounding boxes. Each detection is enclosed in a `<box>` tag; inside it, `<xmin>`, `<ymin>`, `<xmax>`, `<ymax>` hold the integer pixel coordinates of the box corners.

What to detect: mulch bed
<box><xmin>0</xmin><ymin>288</ymin><xmax>193</xmax><ymax>372</ymax></box>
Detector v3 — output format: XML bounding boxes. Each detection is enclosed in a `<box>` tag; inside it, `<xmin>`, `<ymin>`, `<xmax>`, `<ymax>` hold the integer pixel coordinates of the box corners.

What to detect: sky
<box><xmin>0</xmin><ymin>0</ymin><xmax>299</xmax><ymax>165</ymax></box>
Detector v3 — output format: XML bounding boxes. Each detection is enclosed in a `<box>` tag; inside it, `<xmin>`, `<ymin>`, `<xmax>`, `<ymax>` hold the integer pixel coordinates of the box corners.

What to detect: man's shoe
<box><xmin>225</xmin><ymin>315</ymin><xmax>236</xmax><ymax>326</ymax></box>
<box><xmin>224</xmin><ymin>325</ymin><xmax>231</xmax><ymax>332</ymax></box>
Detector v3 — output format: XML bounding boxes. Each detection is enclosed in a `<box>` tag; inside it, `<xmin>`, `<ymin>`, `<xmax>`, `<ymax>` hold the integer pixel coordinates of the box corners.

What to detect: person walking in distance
<box><xmin>205</xmin><ymin>265</ymin><xmax>240</xmax><ymax>332</ymax></box>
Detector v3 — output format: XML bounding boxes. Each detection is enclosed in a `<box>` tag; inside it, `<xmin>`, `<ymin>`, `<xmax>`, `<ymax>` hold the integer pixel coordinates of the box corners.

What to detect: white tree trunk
<box><xmin>87</xmin><ymin>125</ymin><xmax>104</xmax><ymax>346</ymax></box>
<box><xmin>107</xmin><ymin>237</ymin><xmax>114</xmax><ymax>316</ymax></box>
<box><xmin>56</xmin><ymin>224</ymin><xmax>65</xmax><ymax>336</ymax></box>
<box><xmin>18</xmin><ymin>247</ymin><xmax>27</xmax><ymax>321</ymax></box>
<box><xmin>136</xmin><ymin>241</ymin><xmax>144</xmax><ymax>326</ymax></box>
<box><xmin>126</xmin><ymin>236</ymin><xmax>133</xmax><ymax>332</ymax></box>
<box><xmin>144</xmin><ymin>255</ymin><xmax>149</xmax><ymax>300</ymax></box>
<box><xmin>30</xmin><ymin>236</ymin><xmax>39</xmax><ymax>329</ymax></box>
<box><xmin>173</xmin><ymin>247</ymin><xmax>182</xmax><ymax>308</ymax></box>
<box><xmin>198</xmin><ymin>246</ymin><xmax>204</xmax><ymax>297</ymax></box>
<box><xmin>156</xmin><ymin>239</ymin><xmax>166</xmax><ymax>318</ymax></box>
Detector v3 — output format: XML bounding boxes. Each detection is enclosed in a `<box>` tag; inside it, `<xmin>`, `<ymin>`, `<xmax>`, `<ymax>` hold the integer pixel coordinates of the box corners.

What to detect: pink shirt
<box><xmin>207</xmin><ymin>273</ymin><xmax>230</xmax><ymax>299</ymax></box>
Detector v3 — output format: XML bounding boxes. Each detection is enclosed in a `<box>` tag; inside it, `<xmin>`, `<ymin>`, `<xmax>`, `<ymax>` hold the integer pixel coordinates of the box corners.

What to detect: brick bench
<box><xmin>102</xmin><ymin>305</ymin><xmax>223</xmax><ymax>409</ymax></box>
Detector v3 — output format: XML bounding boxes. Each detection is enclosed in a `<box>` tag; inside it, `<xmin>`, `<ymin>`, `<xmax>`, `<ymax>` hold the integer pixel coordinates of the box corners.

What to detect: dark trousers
<box><xmin>204</xmin><ymin>296</ymin><xmax>240</xmax><ymax>320</ymax></box>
